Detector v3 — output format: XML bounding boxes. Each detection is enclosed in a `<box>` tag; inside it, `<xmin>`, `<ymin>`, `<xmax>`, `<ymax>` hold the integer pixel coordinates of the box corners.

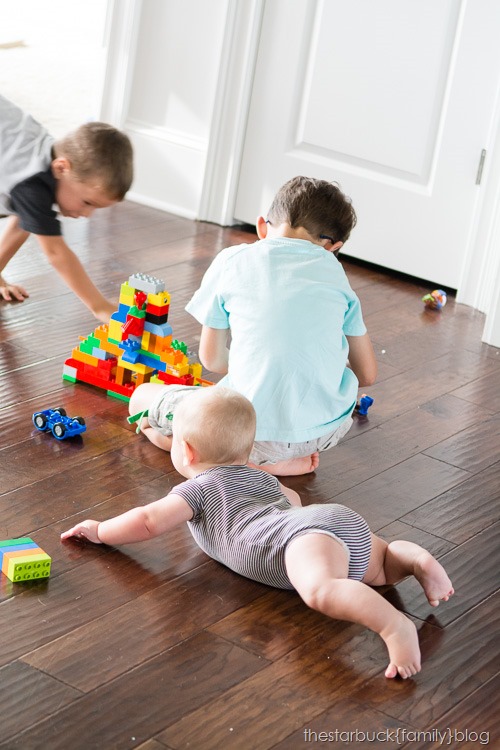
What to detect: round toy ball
<box><xmin>422</xmin><ymin>289</ymin><xmax>447</xmax><ymax>310</ymax></box>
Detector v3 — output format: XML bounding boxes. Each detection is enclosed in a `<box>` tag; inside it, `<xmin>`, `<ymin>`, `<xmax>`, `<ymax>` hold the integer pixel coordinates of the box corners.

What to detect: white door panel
<box><xmin>234</xmin><ymin>0</ymin><xmax>500</xmax><ymax>288</ymax></box>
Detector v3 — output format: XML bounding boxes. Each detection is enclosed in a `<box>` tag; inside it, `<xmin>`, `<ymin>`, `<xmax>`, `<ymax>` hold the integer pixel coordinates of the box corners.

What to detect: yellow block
<box><xmin>108</xmin><ymin>318</ymin><xmax>123</xmax><ymax>342</ymax></box>
<box><xmin>189</xmin><ymin>362</ymin><xmax>202</xmax><ymax>379</ymax></box>
<box><xmin>141</xmin><ymin>331</ymin><xmax>151</xmax><ymax>351</ymax></box>
<box><xmin>119</xmin><ymin>282</ymin><xmax>135</xmax><ymax>303</ymax></box>
<box><xmin>148</xmin><ymin>290</ymin><xmax>171</xmax><ymax>307</ymax></box>
<box><xmin>117</xmin><ymin>358</ymin><xmax>154</xmax><ymax>375</ymax></box>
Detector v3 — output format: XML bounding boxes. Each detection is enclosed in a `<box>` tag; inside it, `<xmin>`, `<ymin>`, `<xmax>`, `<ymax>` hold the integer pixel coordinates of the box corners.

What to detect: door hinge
<box><xmin>476</xmin><ymin>149</ymin><xmax>487</xmax><ymax>185</ymax></box>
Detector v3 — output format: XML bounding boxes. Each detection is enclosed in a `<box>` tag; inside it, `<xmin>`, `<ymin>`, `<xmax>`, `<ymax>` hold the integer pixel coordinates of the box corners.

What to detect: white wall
<box><xmin>101</xmin><ymin>0</ymin><xmax>500</xmax><ymax>342</ymax></box>
<box><xmin>102</xmin><ymin>0</ymin><xmax>228</xmax><ymax>218</ymax></box>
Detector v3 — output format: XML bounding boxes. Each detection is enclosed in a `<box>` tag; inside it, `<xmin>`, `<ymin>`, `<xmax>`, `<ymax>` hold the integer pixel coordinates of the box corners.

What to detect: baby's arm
<box><xmin>346</xmin><ymin>333</ymin><xmax>377</xmax><ymax>386</ymax></box>
<box><xmin>198</xmin><ymin>326</ymin><xmax>230</xmax><ymax>373</ymax></box>
<box><xmin>61</xmin><ymin>493</ymin><xmax>193</xmax><ymax>545</ymax></box>
<box><xmin>35</xmin><ymin>234</ymin><xmax>115</xmax><ymax>322</ymax></box>
<box><xmin>0</xmin><ymin>215</ymin><xmax>30</xmax><ymax>300</ymax></box>
<box><xmin>278</xmin><ymin>482</ymin><xmax>302</xmax><ymax>506</ymax></box>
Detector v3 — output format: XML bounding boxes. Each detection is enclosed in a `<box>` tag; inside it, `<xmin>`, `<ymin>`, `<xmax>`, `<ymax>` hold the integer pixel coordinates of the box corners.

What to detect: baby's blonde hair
<box><xmin>175</xmin><ymin>387</ymin><xmax>256</xmax><ymax>464</ymax></box>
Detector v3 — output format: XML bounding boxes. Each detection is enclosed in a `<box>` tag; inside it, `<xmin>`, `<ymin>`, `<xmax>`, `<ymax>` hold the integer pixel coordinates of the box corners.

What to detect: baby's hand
<box><xmin>0</xmin><ymin>281</ymin><xmax>29</xmax><ymax>302</ymax></box>
<box><xmin>61</xmin><ymin>520</ymin><xmax>101</xmax><ymax>544</ymax></box>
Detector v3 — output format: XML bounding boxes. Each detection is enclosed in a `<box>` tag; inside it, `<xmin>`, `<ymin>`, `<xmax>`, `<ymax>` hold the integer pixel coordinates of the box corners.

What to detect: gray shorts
<box><xmin>147</xmin><ymin>384</ymin><xmax>203</xmax><ymax>435</ymax></box>
<box><xmin>249</xmin><ymin>416</ymin><xmax>353</xmax><ymax>466</ymax></box>
<box><xmin>147</xmin><ymin>384</ymin><xmax>353</xmax><ymax>464</ymax></box>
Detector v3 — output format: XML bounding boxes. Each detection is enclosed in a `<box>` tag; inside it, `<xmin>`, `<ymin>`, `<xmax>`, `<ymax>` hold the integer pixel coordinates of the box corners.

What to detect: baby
<box><xmin>62</xmin><ymin>386</ymin><xmax>454</xmax><ymax>679</ymax></box>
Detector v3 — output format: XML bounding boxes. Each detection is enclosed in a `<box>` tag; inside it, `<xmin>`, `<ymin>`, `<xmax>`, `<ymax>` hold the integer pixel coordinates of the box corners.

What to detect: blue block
<box><xmin>136</xmin><ymin>352</ymin><xmax>167</xmax><ymax>372</ymax></box>
<box><xmin>120</xmin><ymin>340</ymin><xmax>141</xmax><ymax>363</ymax></box>
<box><xmin>143</xmin><ymin>321</ymin><xmax>173</xmax><ymax>338</ymax></box>
<box><xmin>92</xmin><ymin>347</ymin><xmax>110</xmax><ymax>360</ymax></box>
<box><xmin>0</xmin><ymin>541</ymin><xmax>38</xmax><ymax>564</ymax></box>
<box><xmin>112</xmin><ymin>304</ymin><xmax>130</xmax><ymax>324</ymax></box>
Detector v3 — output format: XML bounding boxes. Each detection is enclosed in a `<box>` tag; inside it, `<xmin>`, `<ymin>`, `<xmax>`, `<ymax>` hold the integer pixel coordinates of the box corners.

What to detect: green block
<box><xmin>80</xmin><ymin>334</ymin><xmax>101</xmax><ymax>354</ymax></box>
<box><xmin>107</xmin><ymin>390</ymin><xmax>130</xmax><ymax>403</ymax></box>
<box><xmin>0</xmin><ymin>537</ymin><xmax>35</xmax><ymax>548</ymax></box>
<box><xmin>5</xmin><ymin>553</ymin><xmax>51</xmax><ymax>583</ymax></box>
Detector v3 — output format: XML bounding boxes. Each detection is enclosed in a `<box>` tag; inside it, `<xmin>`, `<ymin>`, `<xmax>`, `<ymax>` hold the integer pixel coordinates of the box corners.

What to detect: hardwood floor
<box><xmin>0</xmin><ymin>201</ymin><xmax>498</xmax><ymax>750</ymax></box>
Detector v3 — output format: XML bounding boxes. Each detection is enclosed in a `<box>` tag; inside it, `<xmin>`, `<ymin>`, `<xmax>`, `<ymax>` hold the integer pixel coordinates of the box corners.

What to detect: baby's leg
<box><xmin>128</xmin><ymin>383</ymin><xmax>173</xmax><ymax>451</ymax></box>
<box><xmin>129</xmin><ymin>382</ymin><xmax>165</xmax><ymax>417</ymax></box>
<box><xmin>364</xmin><ymin>535</ymin><xmax>454</xmax><ymax>607</ymax></box>
<box><xmin>285</xmin><ymin>533</ymin><xmax>421</xmax><ymax>679</ymax></box>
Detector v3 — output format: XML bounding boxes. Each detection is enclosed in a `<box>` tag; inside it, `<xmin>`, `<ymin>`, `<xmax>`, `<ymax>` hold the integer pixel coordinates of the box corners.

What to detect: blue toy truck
<box><xmin>32</xmin><ymin>407</ymin><xmax>86</xmax><ymax>440</ymax></box>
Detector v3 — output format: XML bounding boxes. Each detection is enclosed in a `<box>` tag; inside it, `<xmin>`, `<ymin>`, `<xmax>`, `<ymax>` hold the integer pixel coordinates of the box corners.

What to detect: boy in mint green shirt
<box><xmin>129</xmin><ymin>176</ymin><xmax>377</xmax><ymax>476</ymax></box>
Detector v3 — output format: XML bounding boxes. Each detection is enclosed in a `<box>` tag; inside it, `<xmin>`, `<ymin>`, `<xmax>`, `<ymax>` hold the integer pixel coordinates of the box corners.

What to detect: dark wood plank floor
<box><xmin>0</xmin><ymin>202</ymin><xmax>498</xmax><ymax>750</ymax></box>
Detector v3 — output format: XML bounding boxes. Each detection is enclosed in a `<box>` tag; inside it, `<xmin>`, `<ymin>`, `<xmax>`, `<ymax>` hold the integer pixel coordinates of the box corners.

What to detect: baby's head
<box><xmin>52</xmin><ymin>122</ymin><xmax>134</xmax><ymax>218</ymax></box>
<box><xmin>172</xmin><ymin>387</ymin><xmax>256</xmax><ymax>470</ymax></box>
<box><xmin>267</xmin><ymin>175</ymin><xmax>356</xmax><ymax>245</ymax></box>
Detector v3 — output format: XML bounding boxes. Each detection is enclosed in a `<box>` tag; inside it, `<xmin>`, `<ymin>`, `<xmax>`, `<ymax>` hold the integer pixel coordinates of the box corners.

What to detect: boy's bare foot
<box><xmin>255</xmin><ymin>451</ymin><xmax>320</xmax><ymax>476</ymax></box>
<box><xmin>382</xmin><ymin>613</ymin><xmax>421</xmax><ymax>679</ymax></box>
<box><xmin>414</xmin><ymin>551</ymin><xmax>454</xmax><ymax>607</ymax></box>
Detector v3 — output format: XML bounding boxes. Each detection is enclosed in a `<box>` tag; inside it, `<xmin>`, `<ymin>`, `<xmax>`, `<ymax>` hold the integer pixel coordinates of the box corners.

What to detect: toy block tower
<box><xmin>0</xmin><ymin>537</ymin><xmax>51</xmax><ymax>582</ymax></box>
<box><xmin>63</xmin><ymin>273</ymin><xmax>212</xmax><ymax>401</ymax></box>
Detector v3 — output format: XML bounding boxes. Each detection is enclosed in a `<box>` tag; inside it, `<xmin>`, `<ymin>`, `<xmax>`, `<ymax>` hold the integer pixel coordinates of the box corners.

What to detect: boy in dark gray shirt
<box><xmin>0</xmin><ymin>95</ymin><xmax>133</xmax><ymax>321</ymax></box>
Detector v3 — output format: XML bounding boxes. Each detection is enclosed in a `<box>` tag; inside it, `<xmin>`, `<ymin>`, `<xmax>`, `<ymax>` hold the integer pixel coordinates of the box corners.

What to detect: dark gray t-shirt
<box><xmin>0</xmin><ymin>94</ymin><xmax>57</xmax><ymax>233</ymax></box>
<box><xmin>10</xmin><ymin>168</ymin><xmax>61</xmax><ymax>235</ymax></box>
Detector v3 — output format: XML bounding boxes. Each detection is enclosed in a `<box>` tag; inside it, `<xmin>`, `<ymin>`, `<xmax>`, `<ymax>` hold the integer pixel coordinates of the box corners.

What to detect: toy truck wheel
<box><xmin>74</xmin><ymin>416</ymin><xmax>85</xmax><ymax>425</ymax></box>
<box><xmin>53</xmin><ymin>407</ymin><xmax>67</xmax><ymax>416</ymax></box>
<box><xmin>33</xmin><ymin>413</ymin><xmax>48</xmax><ymax>430</ymax></box>
<box><xmin>52</xmin><ymin>422</ymin><xmax>67</xmax><ymax>439</ymax></box>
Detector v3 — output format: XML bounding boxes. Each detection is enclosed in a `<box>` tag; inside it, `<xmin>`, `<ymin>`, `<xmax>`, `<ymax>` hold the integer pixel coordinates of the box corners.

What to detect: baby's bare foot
<box><xmin>414</xmin><ymin>551</ymin><xmax>454</xmax><ymax>607</ymax></box>
<box><xmin>382</xmin><ymin>614</ymin><xmax>421</xmax><ymax>679</ymax></box>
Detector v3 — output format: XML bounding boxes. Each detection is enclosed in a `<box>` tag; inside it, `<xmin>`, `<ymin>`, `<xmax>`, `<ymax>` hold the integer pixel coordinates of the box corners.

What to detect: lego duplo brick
<box><xmin>0</xmin><ymin>536</ymin><xmax>36</xmax><ymax>548</ymax></box>
<box><xmin>3</xmin><ymin>552</ymin><xmax>52</xmax><ymax>582</ymax></box>
<box><xmin>128</xmin><ymin>272</ymin><xmax>165</xmax><ymax>294</ymax></box>
<box><xmin>0</xmin><ymin>538</ymin><xmax>52</xmax><ymax>582</ymax></box>
<box><xmin>63</xmin><ymin>274</ymin><xmax>211</xmax><ymax>401</ymax></box>
<box><xmin>0</xmin><ymin>538</ymin><xmax>39</xmax><ymax>567</ymax></box>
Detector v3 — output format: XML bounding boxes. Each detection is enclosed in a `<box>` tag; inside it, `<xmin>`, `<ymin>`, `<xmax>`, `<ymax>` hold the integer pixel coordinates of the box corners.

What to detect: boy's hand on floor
<box><xmin>0</xmin><ymin>281</ymin><xmax>29</xmax><ymax>301</ymax></box>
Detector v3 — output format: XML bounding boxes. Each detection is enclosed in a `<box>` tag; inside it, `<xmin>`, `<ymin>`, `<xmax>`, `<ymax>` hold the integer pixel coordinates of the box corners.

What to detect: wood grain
<box><xmin>0</xmin><ymin>203</ymin><xmax>498</xmax><ymax>749</ymax></box>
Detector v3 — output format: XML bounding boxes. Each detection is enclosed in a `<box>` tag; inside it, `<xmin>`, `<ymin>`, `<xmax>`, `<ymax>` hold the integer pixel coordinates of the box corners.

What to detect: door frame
<box><xmin>100</xmin><ymin>0</ymin><xmax>500</xmax><ymax>342</ymax></box>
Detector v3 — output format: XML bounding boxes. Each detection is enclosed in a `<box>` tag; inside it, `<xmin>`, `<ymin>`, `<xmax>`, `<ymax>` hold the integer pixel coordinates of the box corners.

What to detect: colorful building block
<box><xmin>128</xmin><ymin>272</ymin><xmax>165</xmax><ymax>294</ymax></box>
<box><xmin>63</xmin><ymin>273</ymin><xmax>213</xmax><ymax>401</ymax></box>
<box><xmin>0</xmin><ymin>537</ymin><xmax>51</xmax><ymax>582</ymax></box>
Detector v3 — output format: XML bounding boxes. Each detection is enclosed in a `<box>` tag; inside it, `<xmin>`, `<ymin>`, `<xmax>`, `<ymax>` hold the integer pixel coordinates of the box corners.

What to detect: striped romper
<box><xmin>174</xmin><ymin>465</ymin><xmax>372</xmax><ymax>589</ymax></box>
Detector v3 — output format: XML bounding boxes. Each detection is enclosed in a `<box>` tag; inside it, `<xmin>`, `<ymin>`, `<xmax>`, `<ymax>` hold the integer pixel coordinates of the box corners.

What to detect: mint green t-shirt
<box><xmin>185</xmin><ymin>238</ymin><xmax>367</xmax><ymax>442</ymax></box>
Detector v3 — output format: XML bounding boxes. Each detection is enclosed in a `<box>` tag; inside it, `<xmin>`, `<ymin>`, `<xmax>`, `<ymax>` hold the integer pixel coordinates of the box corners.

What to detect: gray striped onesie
<box><xmin>174</xmin><ymin>465</ymin><xmax>372</xmax><ymax>589</ymax></box>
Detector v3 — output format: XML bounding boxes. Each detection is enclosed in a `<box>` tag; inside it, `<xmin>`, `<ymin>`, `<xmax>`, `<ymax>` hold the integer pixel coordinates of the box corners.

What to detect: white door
<box><xmin>234</xmin><ymin>0</ymin><xmax>500</xmax><ymax>289</ymax></box>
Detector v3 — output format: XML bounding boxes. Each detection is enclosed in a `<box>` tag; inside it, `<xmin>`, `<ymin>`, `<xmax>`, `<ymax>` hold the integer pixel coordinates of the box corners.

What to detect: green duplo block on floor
<box><xmin>0</xmin><ymin>538</ymin><xmax>52</xmax><ymax>582</ymax></box>
<box><xmin>2</xmin><ymin>551</ymin><xmax>52</xmax><ymax>582</ymax></box>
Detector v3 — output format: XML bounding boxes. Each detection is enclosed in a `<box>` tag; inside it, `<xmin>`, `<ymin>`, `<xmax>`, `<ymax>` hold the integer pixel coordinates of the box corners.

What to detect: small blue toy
<box><xmin>32</xmin><ymin>407</ymin><xmax>86</xmax><ymax>440</ymax></box>
<box><xmin>355</xmin><ymin>394</ymin><xmax>374</xmax><ymax>416</ymax></box>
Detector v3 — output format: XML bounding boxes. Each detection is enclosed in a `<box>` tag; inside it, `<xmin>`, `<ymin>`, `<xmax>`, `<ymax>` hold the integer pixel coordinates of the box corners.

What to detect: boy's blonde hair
<box><xmin>53</xmin><ymin>122</ymin><xmax>133</xmax><ymax>200</ymax></box>
<box><xmin>267</xmin><ymin>175</ymin><xmax>356</xmax><ymax>244</ymax></box>
<box><xmin>175</xmin><ymin>387</ymin><xmax>256</xmax><ymax>464</ymax></box>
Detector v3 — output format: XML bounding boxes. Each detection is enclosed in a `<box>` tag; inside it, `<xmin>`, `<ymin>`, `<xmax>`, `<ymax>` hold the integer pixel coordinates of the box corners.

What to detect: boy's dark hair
<box><xmin>267</xmin><ymin>175</ymin><xmax>357</xmax><ymax>244</ymax></box>
<box><xmin>54</xmin><ymin>123</ymin><xmax>134</xmax><ymax>200</ymax></box>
